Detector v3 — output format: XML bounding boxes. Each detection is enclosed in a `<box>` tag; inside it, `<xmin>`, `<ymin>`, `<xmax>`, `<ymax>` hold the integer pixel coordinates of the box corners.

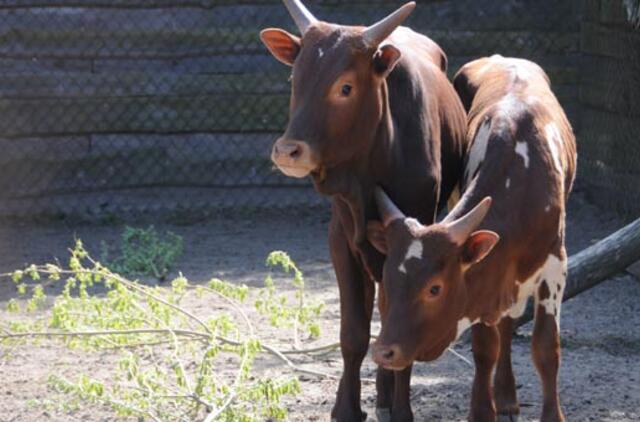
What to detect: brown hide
<box><xmin>371</xmin><ymin>55</ymin><xmax>577</xmax><ymax>368</ymax></box>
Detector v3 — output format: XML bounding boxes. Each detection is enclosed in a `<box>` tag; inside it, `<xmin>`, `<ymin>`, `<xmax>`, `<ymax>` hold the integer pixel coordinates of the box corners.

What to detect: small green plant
<box><xmin>1</xmin><ymin>242</ymin><xmax>333</xmax><ymax>421</ymax></box>
<box><xmin>101</xmin><ymin>226</ymin><xmax>183</xmax><ymax>280</ymax></box>
<box><xmin>255</xmin><ymin>251</ymin><xmax>324</xmax><ymax>348</ymax></box>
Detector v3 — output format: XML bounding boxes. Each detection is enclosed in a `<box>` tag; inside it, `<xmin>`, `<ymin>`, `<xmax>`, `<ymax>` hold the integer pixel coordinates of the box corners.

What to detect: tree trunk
<box><xmin>517</xmin><ymin>217</ymin><xmax>640</xmax><ymax>327</ymax></box>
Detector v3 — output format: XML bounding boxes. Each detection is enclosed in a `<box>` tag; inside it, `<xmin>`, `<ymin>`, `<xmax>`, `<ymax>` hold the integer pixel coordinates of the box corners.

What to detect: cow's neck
<box><xmin>315</xmin><ymin>84</ymin><xmax>396</xmax><ymax>240</ymax></box>
<box><xmin>311</xmin><ymin>87</ymin><xmax>395</xmax><ymax>281</ymax></box>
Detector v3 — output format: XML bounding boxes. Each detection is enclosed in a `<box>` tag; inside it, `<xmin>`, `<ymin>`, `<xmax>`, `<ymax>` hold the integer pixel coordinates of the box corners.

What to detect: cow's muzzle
<box><xmin>271</xmin><ymin>138</ymin><xmax>318</xmax><ymax>178</ymax></box>
<box><xmin>371</xmin><ymin>342</ymin><xmax>410</xmax><ymax>371</ymax></box>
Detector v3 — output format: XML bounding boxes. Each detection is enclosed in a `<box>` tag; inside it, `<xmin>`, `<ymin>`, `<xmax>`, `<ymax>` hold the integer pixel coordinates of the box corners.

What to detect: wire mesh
<box><xmin>0</xmin><ymin>0</ymin><xmax>632</xmax><ymax>219</ymax></box>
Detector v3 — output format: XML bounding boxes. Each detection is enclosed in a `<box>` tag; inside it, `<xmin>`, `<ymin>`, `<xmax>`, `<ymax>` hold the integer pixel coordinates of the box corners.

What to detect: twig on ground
<box><xmin>447</xmin><ymin>347</ymin><xmax>473</xmax><ymax>367</ymax></box>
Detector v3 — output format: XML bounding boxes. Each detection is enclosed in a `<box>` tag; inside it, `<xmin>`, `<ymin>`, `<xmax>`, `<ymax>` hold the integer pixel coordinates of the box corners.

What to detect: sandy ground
<box><xmin>0</xmin><ymin>189</ymin><xmax>639</xmax><ymax>421</ymax></box>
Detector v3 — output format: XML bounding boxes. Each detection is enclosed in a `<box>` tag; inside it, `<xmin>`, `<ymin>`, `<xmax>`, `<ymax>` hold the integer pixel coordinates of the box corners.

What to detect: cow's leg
<box><xmin>375</xmin><ymin>366</ymin><xmax>413</xmax><ymax>422</ymax></box>
<box><xmin>391</xmin><ymin>365</ymin><xmax>413</xmax><ymax>421</ymax></box>
<box><xmin>532</xmin><ymin>252</ymin><xmax>567</xmax><ymax>422</ymax></box>
<box><xmin>375</xmin><ymin>282</ymin><xmax>413</xmax><ymax>422</ymax></box>
<box><xmin>376</xmin><ymin>279</ymin><xmax>394</xmax><ymax>419</ymax></box>
<box><xmin>470</xmin><ymin>323</ymin><xmax>499</xmax><ymax>422</ymax></box>
<box><xmin>494</xmin><ymin>317</ymin><xmax>519</xmax><ymax>422</ymax></box>
<box><xmin>376</xmin><ymin>367</ymin><xmax>394</xmax><ymax>421</ymax></box>
<box><xmin>330</xmin><ymin>219</ymin><xmax>375</xmax><ymax>422</ymax></box>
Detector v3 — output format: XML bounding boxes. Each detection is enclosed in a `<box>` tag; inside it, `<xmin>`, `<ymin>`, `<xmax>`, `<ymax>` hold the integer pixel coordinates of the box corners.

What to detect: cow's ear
<box><xmin>461</xmin><ymin>230</ymin><xmax>499</xmax><ymax>266</ymax></box>
<box><xmin>260</xmin><ymin>28</ymin><xmax>301</xmax><ymax>66</ymax></box>
<box><xmin>373</xmin><ymin>44</ymin><xmax>402</xmax><ymax>77</ymax></box>
<box><xmin>367</xmin><ymin>220</ymin><xmax>388</xmax><ymax>254</ymax></box>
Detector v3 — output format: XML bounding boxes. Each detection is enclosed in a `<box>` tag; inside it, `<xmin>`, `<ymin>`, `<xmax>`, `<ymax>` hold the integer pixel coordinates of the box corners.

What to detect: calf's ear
<box><xmin>373</xmin><ymin>44</ymin><xmax>402</xmax><ymax>77</ymax></box>
<box><xmin>260</xmin><ymin>28</ymin><xmax>301</xmax><ymax>66</ymax></box>
<box><xmin>462</xmin><ymin>230</ymin><xmax>499</xmax><ymax>266</ymax></box>
<box><xmin>367</xmin><ymin>220</ymin><xmax>388</xmax><ymax>254</ymax></box>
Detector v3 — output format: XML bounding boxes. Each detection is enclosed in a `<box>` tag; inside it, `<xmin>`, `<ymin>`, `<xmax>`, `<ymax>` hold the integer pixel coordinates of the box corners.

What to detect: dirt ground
<box><xmin>0</xmin><ymin>188</ymin><xmax>639</xmax><ymax>422</ymax></box>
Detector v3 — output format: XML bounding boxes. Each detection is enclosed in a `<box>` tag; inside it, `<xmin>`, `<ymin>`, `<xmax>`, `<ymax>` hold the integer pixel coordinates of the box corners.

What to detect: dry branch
<box><xmin>517</xmin><ymin>217</ymin><xmax>640</xmax><ymax>327</ymax></box>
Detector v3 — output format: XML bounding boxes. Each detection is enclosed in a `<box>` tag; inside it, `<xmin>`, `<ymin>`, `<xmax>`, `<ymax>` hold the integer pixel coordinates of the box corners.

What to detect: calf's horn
<box><xmin>363</xmin><ymin>2</ymin><xmax>416</xmax><ymax>48</ymax></box>
<box><xmin>282</xmin><ymin>0</ymin><xmax>318</xmax><ymax>35</ymax></box>
<box><xmin>374</xmin><ymin>186</ymin><xmax>406</xmax><ymax>228</ymax></box>
<box><xmin>444</xmin><ymin>197</ymin><xmax>493</xmax><ymax>245</ymax></box>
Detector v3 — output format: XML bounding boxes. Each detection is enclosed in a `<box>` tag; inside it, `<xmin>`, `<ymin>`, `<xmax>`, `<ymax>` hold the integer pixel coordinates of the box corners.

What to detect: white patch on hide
<box><xmin>455</xmin><ymin>317</ymin><xmax>479</xmax><ymax>340</ymax></box>
<box><xmin>398</xmin><ymin>240</ymin><xmax>423</xmax><ymax>274</ymax></box>
<box><xmin>545</xmin><ymin>123</ymin><xmax>564</xmax><ymax>176</ymax></box>
<box><xmin>505</xmin><ymin>178</ymin><xmax>511</xmax><ymax>189</ymax></box>
<box><xmin>464</xmin><ymin>119</ymin><xmax>491</xmax><ymax>187</ymax></box>
<box><xmin>507</xmin><ymin>273</ymin><xmax>539</xmax><ymax>319</ymax></box>
<box><xmin>515</xmin><ymin>141</ymin><xmax>530</xmax><ymax>168</ymax></box>
<box><xmin>535</xmin><ymin>254</ymin><xmax>567</xmax><ymax>327</ymax></box>
<box><xmin>505</xmin><ymin>254</ymin><xmax>566</xmax><ymax>326</ymax></box>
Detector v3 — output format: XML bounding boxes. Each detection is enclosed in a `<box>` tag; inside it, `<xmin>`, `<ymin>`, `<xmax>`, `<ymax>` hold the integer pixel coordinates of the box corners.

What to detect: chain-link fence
<box><xmin>580</xmin><ymin>0</ymin><xmax>640</xmax><ymax>218</ymax></box>
<box><xmin>0</xmin><ymin>0</ymin><xmax>630</xmax><ymax>220</ymax></box>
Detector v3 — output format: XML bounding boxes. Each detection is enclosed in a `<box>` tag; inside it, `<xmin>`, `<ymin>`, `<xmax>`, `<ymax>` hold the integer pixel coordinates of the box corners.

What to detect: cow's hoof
<box><xmin>376</xmin><ymin>408</ymin><xmax>391</xmax><ymax>422</ymax></box>
<box><xmin>498</xmin><ymin>415</ymin><xmax>519</xmax><ymax>422</ymax></box>
<box><xmin>330</xmin><ymin>410</ymin><xmax>367</xmax><ymax>422</ymax></box>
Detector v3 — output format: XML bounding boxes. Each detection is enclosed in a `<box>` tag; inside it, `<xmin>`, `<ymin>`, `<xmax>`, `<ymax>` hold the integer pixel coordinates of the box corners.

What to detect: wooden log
<box><xmin>0</xmin><ymin>71</ymin><xmax>292</xmax><ymax>98</ymax></box>
<box><xmin>0</xmin><ymin>67</ymin><xmax>582</xmax><ymax>105</ymax></box>
<box><xmin>0</xmin><ymin>1</ymin><xmax>580</xmax><ymax>32</ymax></box>
<box><xmin>0</xmin><ymin>0</ymin><xmax>405</xmax><ymax>9</ymax></box>
<box><xmin>0</xmin><ymin>28</ymin><xmax>579</xmax><ymax>60</ymax></box>
<box><xmin>0</xmin><ymin>94</ymin><xmax>290</xmax><ymax>137</ymax></box>
<box><xmin>517</xmin><ymin>217</ymin><xmax>640</xmax><ymax>327</ymax></box>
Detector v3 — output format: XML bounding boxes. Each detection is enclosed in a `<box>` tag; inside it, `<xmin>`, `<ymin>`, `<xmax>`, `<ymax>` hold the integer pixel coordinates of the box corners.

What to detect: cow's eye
<box><xmin>429</xmin><ymin>285</ymin><xmax>441</xmax><ymax>297</ymax></box>
<box><xmin>341</xmin><ymin>84</ymin><xmax>352</xmax><ymax>97</ymax></box>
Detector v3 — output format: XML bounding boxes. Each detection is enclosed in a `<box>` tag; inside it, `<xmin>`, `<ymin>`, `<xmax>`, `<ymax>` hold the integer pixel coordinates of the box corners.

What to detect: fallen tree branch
<box><xmin>0</xmin><ymin>328</ymin><xmax>208</xmax><ymax>340</ymax></box>
<box><xmin>517</xmin><ymin>217</ymin><xmax>640</xmax><ymax>327</ymax></box>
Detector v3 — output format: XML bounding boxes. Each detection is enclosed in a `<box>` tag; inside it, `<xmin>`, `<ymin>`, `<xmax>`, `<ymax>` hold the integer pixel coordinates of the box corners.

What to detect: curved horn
<box><xmin>374</xmin><ymin>186</ymin><xmax>406</xmax><ymax>228</ymax></box>
<box><xmin>363</xmin><ymin>2</ymin><xmax>416</xmax><ymax>48</ymax></box>
<box><xmin>444</xmin><ymin>197</ymin><xmax>492</xmax><ymax>245</ymax></box>
<box><xmin>282</xmin><ymin>0</ymin><xmax>318</xmax><ymax>35</ymax></box>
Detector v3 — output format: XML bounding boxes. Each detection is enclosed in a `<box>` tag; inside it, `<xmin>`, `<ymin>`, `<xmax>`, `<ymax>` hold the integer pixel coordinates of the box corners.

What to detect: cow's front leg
<box><xmin>375</xmin><ymin>366</ymin><xmax>413</xmax><ymax>422</ymax></box>
<box><xmin>494</xmin><ymin>317</ymin><xmax>519</xmax><ymax>421</ymax></box>
<box><xmin>470</xmin><ymin>323</ymin><xmax>500</xmax><ymax>422</ymax></box>
<box><xmin>330</xmin><ymin>221</ymin><xmax>375</xmax><ymax>422</ymax></box>
<box><xmin>376</xmin><ymin>367</ymin><xmax>394</xmax><ymax>421</ymax></box>
<box><xmin>375</xmin><ymin>279</ymin><xmax>413</xmax><ymax>421</ymax></box>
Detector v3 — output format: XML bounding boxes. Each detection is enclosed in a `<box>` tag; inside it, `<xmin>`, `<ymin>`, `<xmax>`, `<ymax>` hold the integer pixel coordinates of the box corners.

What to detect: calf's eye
<box><xmin>429</xmin><ymin>285</ymin><xmax>441</xmax><ymax>296</ymax></box>
<box><xmin>341</xmin><ymin>84</ymin><xmax>352</xmax><ymax>97</ymax></box>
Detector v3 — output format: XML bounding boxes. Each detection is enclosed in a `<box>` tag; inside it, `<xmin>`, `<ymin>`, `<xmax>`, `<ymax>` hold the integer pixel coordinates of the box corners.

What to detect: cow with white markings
<box><xmin>366</xmin><ymin>55</ymin><xmax>577</xmax><ymax>421</ymax></box>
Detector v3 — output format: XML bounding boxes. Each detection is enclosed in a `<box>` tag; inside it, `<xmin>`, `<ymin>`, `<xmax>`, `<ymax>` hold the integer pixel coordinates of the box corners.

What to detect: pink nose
<box><xmin>273</xmin><ymin>140</ymin><xmax>303</xmax><ymax>160</ymax></box>
<box><xmin>372</xmin><ymin>343</ymin><xmax>403</xmax><ymax>368</ymax></box>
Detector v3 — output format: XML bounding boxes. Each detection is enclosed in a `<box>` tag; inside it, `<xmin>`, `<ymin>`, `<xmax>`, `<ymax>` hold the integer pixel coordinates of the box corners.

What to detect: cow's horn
<box><xmin>444</xmin><ymin>197</ymin><xmax>492</xmax><ymax>245</ymax></box>
<box><xmin>283</xmin><ymin>0</ymin><xmax>318</xmax><ymax>35</ymax></box>
<box><xmin>374</xmin><ymin>186</ymin><xmax>406</xmax><ymax>228</ymax></box>
<box><xmin>363</xmin><ymin>2</ymin><xmax>416</xmax><ymax>48</ymax></box>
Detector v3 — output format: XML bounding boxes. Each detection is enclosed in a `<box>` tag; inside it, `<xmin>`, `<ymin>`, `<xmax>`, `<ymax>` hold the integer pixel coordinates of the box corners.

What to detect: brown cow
<box><xmin>367</xmin><ymin>55</ymin><xmax>577</xmax><ymax>421</ymax></box>
<box><xmin>260</xmin><ymin>1</ymin><xmax>467</xmax><ymax>421</ymax></box>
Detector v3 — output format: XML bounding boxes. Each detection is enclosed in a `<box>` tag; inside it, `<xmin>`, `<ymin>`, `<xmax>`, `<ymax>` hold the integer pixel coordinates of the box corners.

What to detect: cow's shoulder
<box><xmin>388</xmin><ymin>27</ymin><xmax>447</xmax><ymax>73</ymax></box>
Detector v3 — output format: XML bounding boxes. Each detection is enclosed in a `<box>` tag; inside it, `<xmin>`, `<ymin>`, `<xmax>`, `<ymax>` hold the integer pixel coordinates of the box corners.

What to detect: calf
<box><xmin>260</xmin><ymin>1</ymin><xmax>468</xmax><ymax>420</ymax></box>
<box><xmin>367</xmin><ymin>56</ymin><xmax>577</xmax><ymax>421</ymax></box>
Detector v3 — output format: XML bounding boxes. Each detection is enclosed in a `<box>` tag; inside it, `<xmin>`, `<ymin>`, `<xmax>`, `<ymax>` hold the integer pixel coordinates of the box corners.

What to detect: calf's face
<box><xmin>260</xmin><ymin>2</ymin><xmax>416</xmax><ymax>180</ymax></box>
<box><xmin>367</xmin><ymin>188</ymin><xmax>499</xmax><ymax>370</ymax></box>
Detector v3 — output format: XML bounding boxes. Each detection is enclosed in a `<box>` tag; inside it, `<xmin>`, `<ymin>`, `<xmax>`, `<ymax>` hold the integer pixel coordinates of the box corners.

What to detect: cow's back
<box><xmin>384</xmin><ymin>27</ymin><xmax>468</xmax><ymax>217</ymax></box>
